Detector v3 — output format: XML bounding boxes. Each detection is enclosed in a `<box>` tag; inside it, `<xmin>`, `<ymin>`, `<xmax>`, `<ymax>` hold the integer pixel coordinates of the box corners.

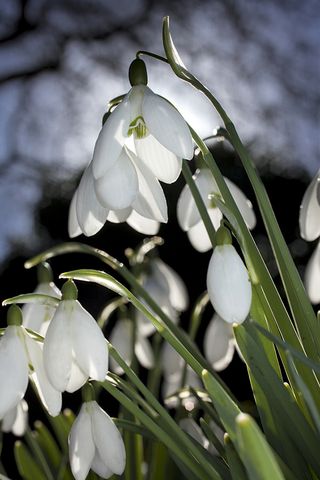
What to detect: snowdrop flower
<box><xmin>1</xmin><ymin>400</ymin><xmax>28</xmax><ymax>437</ymax></box>
<box><xmin>109</xmin><ymin>317</ymin><xmax>154</xmax><ymax>375</ymax></box>
<box><xmin>206</xmin><ymin>227</ymin><xmax>252</xmax><ymax>324</ymax></box>
<box><xmin>180</xmin><ymin>418</ymin><xmax>209</xmax><ymax>450</ymax></box>
<box><xmin>136</xmin><ymin>257</ymin><xmax>189</xmax><ymax>336</ymax></box>
<box><xmin>43</xmin><ymin>281</ymin><xmax>108</xmax><ymax>393</ymax></box>
<box><xmin>177</xmin><ymin>168</ymin><xmax>256</xmax><ymax>252</ymax></box>
<box><xmin>22</xmin><ymin>262</ymin><xmax>61</xmax><ymax>336</ymax></box>
<box><xmin>204</xmin><ymin>313</ymin><xmax>238</xmax><ymax>371</ymax></box>
<box><xmin>0</xmin><ymin>306</ymin><xmax>61</xmax><ymax>419</ymax></box>
<box><xmin>299</xmin><ymin>169</ymin><xmax>320</xmax><ymax>304</ymax></box>
<box><xmin>69</xmin><ymin>58</ymin><xmax>193</xmax><ymax>238</ymax></box>
<box><xmin>69</xmin><ymin>399</ymin><xmax>125</xmax><ymax>480</ymax></box>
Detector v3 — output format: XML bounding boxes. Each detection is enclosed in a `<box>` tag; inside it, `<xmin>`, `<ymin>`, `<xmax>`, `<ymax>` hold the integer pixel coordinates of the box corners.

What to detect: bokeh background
<box><xmin>0</xmin><ymin>0</ymin><xmax>319</xmax><ymax>476</ymax></box>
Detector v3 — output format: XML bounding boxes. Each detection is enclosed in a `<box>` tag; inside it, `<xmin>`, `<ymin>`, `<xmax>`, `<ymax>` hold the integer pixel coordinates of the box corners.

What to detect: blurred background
<box><xmin>0</xmin><ymin>0</ymin><xmax>319</xmax><ymax>475</ymax></box>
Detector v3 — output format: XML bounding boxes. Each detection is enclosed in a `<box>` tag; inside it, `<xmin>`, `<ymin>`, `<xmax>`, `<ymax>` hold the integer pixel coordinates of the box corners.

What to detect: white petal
<box><xmin>142</xmin><ymin>88</ymin><xmax>193</xmax><ymax>159</ymax></box>
<box><xmin>68</xmin><ymin>190</ymin><xmax>82</xmax><ymax>238</ymax></box>
<box><xmin>92</xmin><ymin>97</ymin><xmax>131</xmax><ymax>179</ymax></box>
<box><xmin>91</xmin><ymin>402</ymin><xmax>126</xmax><ymax>476</ymax></box>
<box><xmin>161</xmin><ymin>341</ymin><xmax>184</xmax><ymax>378</ymax></box>
<box><xmin>0</xmin><ymin>327</ymin><xmax>28</xmax><ymax>419</ymax></box>
<box><xmin>299</xmin><ymin>169</ymin><xmax>320</xmax><ymax>241</ymax></box>
<box><xmin>43</xmin><ymin>301</ymin><xmax>73</xmax><ymax>392</ymax></box>
<box><xmin>66</xmin><ymin>361</ymin><xmax>88</xmax><ymax>394</ymax></box>
<box><xmin>25</xmin><ymin>335</ymin><xmax>62</xmax><ymax>416</ymax></box>
<box><xmin>2</xmin><ymin>405</ymin><xmax>17</xmax><ymax>432</ymax></box>
<box><xmin>136</xmin><ymin>309</ymin><xmax>157</xmax><ymax>337</ymax></box>
<box><xmin>76</xmin><ymin>165</ymin><xmax>109</xmax><ymax>236</ymax></box>
<box><xmin>180</xmin><ymin>418</ymin><xmax>209</xmax><ymax>449</ymax></box>
<box><xmin>206</xmin><ymin>245</ymin><xmax>252</xmax><ymax>324</ymax></box>
<box><xmin>135</xmin><ymin>335</ymin><xmax>154</xmax><ymax>369</ymax></box>
<box><xmin>9</xmin><ymin>400</ymin><xmax>28</xmax><ymax>437</ymax></box>
<box><xmin>177</xmin><ymin>168</ymin><xmax>218</xmax><ymax>231</ymax></box>
<box><xmin>22</xmin><ymin>282</ymin><xmax>61</xmax><ymax>334</ymax></box>
<box><xmin>109</xmin><ymin>319</ymin><xmax>132</xmax><ymax>375</ymax></box>
<box><xmin>224</xmin><ymin>178</ymin><xmax>256</xmax><ymax>230</ymax></box>
<box><xmin>126</xmin><ymin>209</ymin><xmax>160</xmax><ymax>235</ymax></box>
<box><xmin>131</xmin><ymin>154</ymin><xmax>168</xmax><ymax>222</ymax></box>
<box><xmin>69</xmin><ymin>403</ymin><xmax>95</xmax><ymax>480</ymax></box>
<box><xmin>305</xmin><ymin>241</ymin><xmax>320</xmax><ymax>304</ymax></box>
<box><xmin>134</xmin><ymin>134</ymin><xmax>182</xmax><ymax>183</ymax></box>
<box><xmin>187</xmin><ymin>209</ymin><xmax>223</xmax><ymax>253</ymax></box>
<box><xmin>70</xmin><ymin>301</ymin><xmax>108</xmax><ymax>382</ymax></box>
<box><xmin>91</xmin><ymin>451</ymin><xmax>113</xmax><ymax>478</ymax></box>
<box><xmin>204</xmin><ymin>314</ymin><xmax>235</xmax><ymax>371</ymax></box>
<box><xmin>107</xmin><ymin>207</ymin><xmax>132</xmax><ymax>223</ymax></box>
<box><xmin>152</xmin><ymin>259</ymin><xmax>189</xmax><ymax>311</ymax></box>
<box><xmin>95</xmin><ymin>148</ymin><xmax>139</xmax><ymax>210</ymax></box>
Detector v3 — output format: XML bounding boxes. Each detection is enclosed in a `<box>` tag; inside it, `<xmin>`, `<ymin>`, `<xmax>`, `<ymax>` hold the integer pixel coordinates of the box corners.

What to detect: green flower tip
<box><xmin>129</xmin><ymin>58</ymin><xmax>148</xmax><ymax>86</ymax></box>
<box><xmin>82</xmin><ymin>383</ymin><xmax>95</xmax><ymax>403</ymax></box>
<box><xmin>37</xmin><ymin>262</ymin><xmax>53</xmax><ymax>284</ymax></box>
<box><xmin>102</xmin><ymin>111</ymin><xmax>111</xmax><ymax>126</ymax></box>
<box><xmin>236</xmin><ymin>412</ymin><xmax>250</xmax><ymax>426</ymax></box>
<box><xmin>7</xmin><ymin>304</ymin><xmax>23</xmax><ymax>326</ymax></box>
<box><xmin>61</xmin><ymin>279</ymin><xmax>78</xmax><ymax>300</ymax></box>
<box><xmin>215</xmin><ymin>226</ymin><xmax>232</xmax><ymax>246</ymax></box>
<box><xmin>223</xmin><ymin>433</ymin><xmax>231</xmax><ymax>445</ymax></box>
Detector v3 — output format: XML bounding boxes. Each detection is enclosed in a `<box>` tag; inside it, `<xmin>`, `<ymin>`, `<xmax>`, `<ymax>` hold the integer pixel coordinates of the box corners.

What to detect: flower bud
<box><xmin>61</xmin><ymin>280</ymin><xmax>78</xmax><ymax>301</ymax></box>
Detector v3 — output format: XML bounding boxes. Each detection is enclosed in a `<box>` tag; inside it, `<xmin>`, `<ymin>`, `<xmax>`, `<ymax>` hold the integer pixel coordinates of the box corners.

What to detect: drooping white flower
<box><xmin>299</xmin><ymin>168</ymin><xmax>320</xmax><ymax>241</ymax></box>
<box><xmin>304</xmin><ymin>240</ymin><xmax>320</xmax><ymax>304</ymax></box>
<box><xmin>0</xmin><ymin>308</ymin><xmax>61</xmax><ymax>419</ymax></box>
<box><xmin>136</xmin><ymin>257</ymin><xmax>189</xmax><ymax>336</ymax></box>
<box><xmin>1</xmin><ymin>400</ymin><xmax>28</xmax><ymax>436</ymax></box>
<box><xmin>109</xmin><ymin>318</ymin><xmax>154</xmax><ymax>375</ymax></box>
<box><xmin>177</xmin><ymin>168</ymin><xmax>256</xmax><ymax>252</ymax></box>
<box><xmin>69</xmin><ymin>400</ymin><xmax>126</xmax><ymax>480</ymax></box>
<box><xmin>206</xmin><ymin>244</ymin><xmax>252</xmax><ymax>324</ymax></box>
<box><xmin>43</xmin><ymin>286</ymin><xmax>108</xmax><ymax>393</ymax></box>
<box><xmin>22</xmin><ymin>282</ymin><xmax>61</xmax><ymax>336</ymax></box>
<box><xmin>204</xmin><ymin>313</ymin><xmax>236</xmax><ymax>371</ymax></box>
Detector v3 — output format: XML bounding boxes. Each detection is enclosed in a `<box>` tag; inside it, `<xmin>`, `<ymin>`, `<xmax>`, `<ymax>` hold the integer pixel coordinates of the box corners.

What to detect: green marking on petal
<box><xmin>127</xmin><ymin>116</ymin><xmax>148</xmax><ymax>139</ymax></box>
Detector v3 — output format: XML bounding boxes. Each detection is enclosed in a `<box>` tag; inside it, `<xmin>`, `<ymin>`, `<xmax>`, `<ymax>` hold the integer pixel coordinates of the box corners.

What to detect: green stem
<box><xmin>25</xmin><ymin>428</ymin><xmax>55</xmax><ymax>480</ymax></box>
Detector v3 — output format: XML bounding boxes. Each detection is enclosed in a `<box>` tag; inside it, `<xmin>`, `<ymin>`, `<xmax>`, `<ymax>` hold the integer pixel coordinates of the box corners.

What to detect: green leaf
<box><xmin>224</xmin><ymin>434</ymin><xmax>248</xmax><ymax>480</ymax></box>
<box><xmin>2</xmin><ymin>293</ymin><xmax>59</xmax><ymax>308</ymax></box>
<box><xmin>33</xmin><ymin>421</ymin><xmax>61</xmax><ymax>470</ymax></box>
<box><xmin>14</xmin><ymin>441</ymin><xmax>47</xmax><ymax>480</ymax></box>
<box><xmin>235</xmin><ymin>413</ymin><xmax>285</xmax><ymax>480</ymax></box>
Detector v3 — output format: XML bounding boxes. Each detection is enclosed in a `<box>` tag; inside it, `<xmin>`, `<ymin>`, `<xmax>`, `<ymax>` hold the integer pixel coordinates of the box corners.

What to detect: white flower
<box><xmin>69</xmin><ymin>83</ymin><xmax>193</xmax><ymax>238</ymax></box>
<box><xmin>179</xmin><ymin>418</ymin><xmax>209</xmax><ymax>450</ymax></box>
<box><xmin>0</xmin><ymin>321</ymin><xmax>61</xmax><ymax>419</ymax></box>
<box><xmin>206</xmin><ymin>244</ymin><xmax>252</xmax><ymax>324</ymax></box>
<box><xmin>1</xmin><ymin>400</ymin><xmax>28</xmax><ymax>436</ymax></box>
<box><xmin>109</xmin><ymin>318</ymin><xmax>154</xmax><ymax>375</ymax></box>
<box><xmin>299</xmin><ymin>168</ymin><xmax>320</xmax><ymax>241</ymax></box>
<box><xmin>204</xmin><ymin>313</ymin><xmax>238</xmax><ymax>371</ymax></box>
<box><xmin>68</xmin><ymin>401</ymin><xmax>126</xmax><ymax>480</ymax></box>
<box><xmin>177</xmin><ymin>168</ymin><xmax>256</xmax><ymax>252</ymax></box>
<box><xmin>304</xmin><ymin>240</ymin><xmax>320</xmax><ymax>304</ymax></box>
<box><xmin>43</xmin><ymin>299</ymin><xmax>108</xmax><ymax>393</ymax></box>
<box><xmin>136</xmin><ymin>258</ymin><xmax>189</xmax><ymax>336</ymax></box>
<box><xmin>22</xmin><ymin>281</ymin><xmax>61</xmax><ymax>336</ymax></box>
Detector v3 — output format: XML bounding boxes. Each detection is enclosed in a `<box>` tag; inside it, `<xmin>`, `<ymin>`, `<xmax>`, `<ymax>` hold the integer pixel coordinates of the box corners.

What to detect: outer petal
<box><xmin>68</xmin><ymin>403</ymin><xmax>95</xmax><ymax>480</ymax></box>
<box><xmin>25</xmin><ymin>334</ymin><xmax>62</xmax><ymax>416</ymax></box>
<box><xmin>22</xmin><ymin>282</ymin><xmax>61</xmax><ymax>335</ymax></box>
<box><xmin>131</xmin><ymin>153</ymin><xmax>168</xmax><ymax>222</ymax></box>
<box><xmin>204</xmin><ymin>314</ymin><xmax>235</xmax><ymax>371</ymax></box>
<box><xmin>91</xmin><ymin>401</ymin><xmax>126</xmax><ymax>476</ymax></box>
<box><xmin>177</xmin><ymin>169</ymin><xmax>218</xmax><ymax>231</ymax></box>
<box><xmin>142</xmin><ymin>88</ymin><xmax>193</xmax><ymax>159</ymax></box>
<box><xmin>107</xmin><ymin>207</ymin><xmax>132</xmax><ymax>223</ymax></box>
<box><xmin>109</xmin><ymin>319</ymin><xmax>132</xmax><ymax>375</ymax></box>
<box><xmin>76</xmin><ymin>165</ymin><xmax>109</xmax><ymax>237</ymax></box>
<box><xmin>134</xmin><ymin>134</ymin><xmax>182</xmax><ymax>183</ymax></box>
<box><xmin>152</xmin><ymin>259</ymin><xmax>189</xmax><ymax>312</ymax></box>
<box><xmin>187</xmin><ymin>209</ymin><xmax>223</xmax><ymax>252</ymax></box>
<box><xmin>225</xmin><ymin>178</ymin><xmax>256</xmax><ymax>230</ymax></box>
<box><xmin>2</xmin><ymin>400</ymin><xmax>28</xmax><ymax>436</ymax></box>
<box><xmin>95</xmin><ymin>148</ymin><xmax>139</xmax><ymax>210</ymax></box>
<box><xmin>135</xmin><ymin>335</ymin><xmax>154</xmax><ymax>369</ymax></box>
<box><xmin>70</xmin><ymin>301</ymin><xmax>108</xmax><ymax>381</ymax></box>
<box><xmin>43</xmin><ymin>301</ymin><xmax>73</xmax><ymax>392</ymax></box>
<box><xmin>206</xmin><ymin>245</ymin><xmax>252</xmax><ymax>324</ymax></box>
<box><xmin>66</xmin><ymin>361</ymin><xmax>88</xmax><ymax>394</ymax></box>
<box><xmin>92</xmin><ymin>97</ymin><xmax>131</xmax><ymax>179</ymax></box>
<box><xmin>161</xmin><ymin>341</ymin><xmax>183</xmax><ymax>378</ymax></box>
<box><xmin>180</xmin><ymin>418</ymin><xmax>209</xmax><ymax>449</ymax></box>
<box><xmin>126</xmin><ymin>210</ymin><xmax>160</xmax><ymax>235</ymax></box>
<box><xmin>68</xmin><ymin>189</ymin><xmax>82</xmax><ymax>238</ymax></box>
<box><xmin>305</xmin><ymin>241</ymin><xmax>320</xmax><ymax>304</ymax></box>
<box><xmin>0</xmin><ymin>326</ymin><xmax>28</xmax><ymax>419</ymax></box>
<box><xmin>91</xmin><ymin>451</ymin><xmax>113</xmax><ymax>478</ymax></box>
<box><xmin>299</xmin><ymin>169</ymin><xmax>320</xmax><ymax>241</ymax></box>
